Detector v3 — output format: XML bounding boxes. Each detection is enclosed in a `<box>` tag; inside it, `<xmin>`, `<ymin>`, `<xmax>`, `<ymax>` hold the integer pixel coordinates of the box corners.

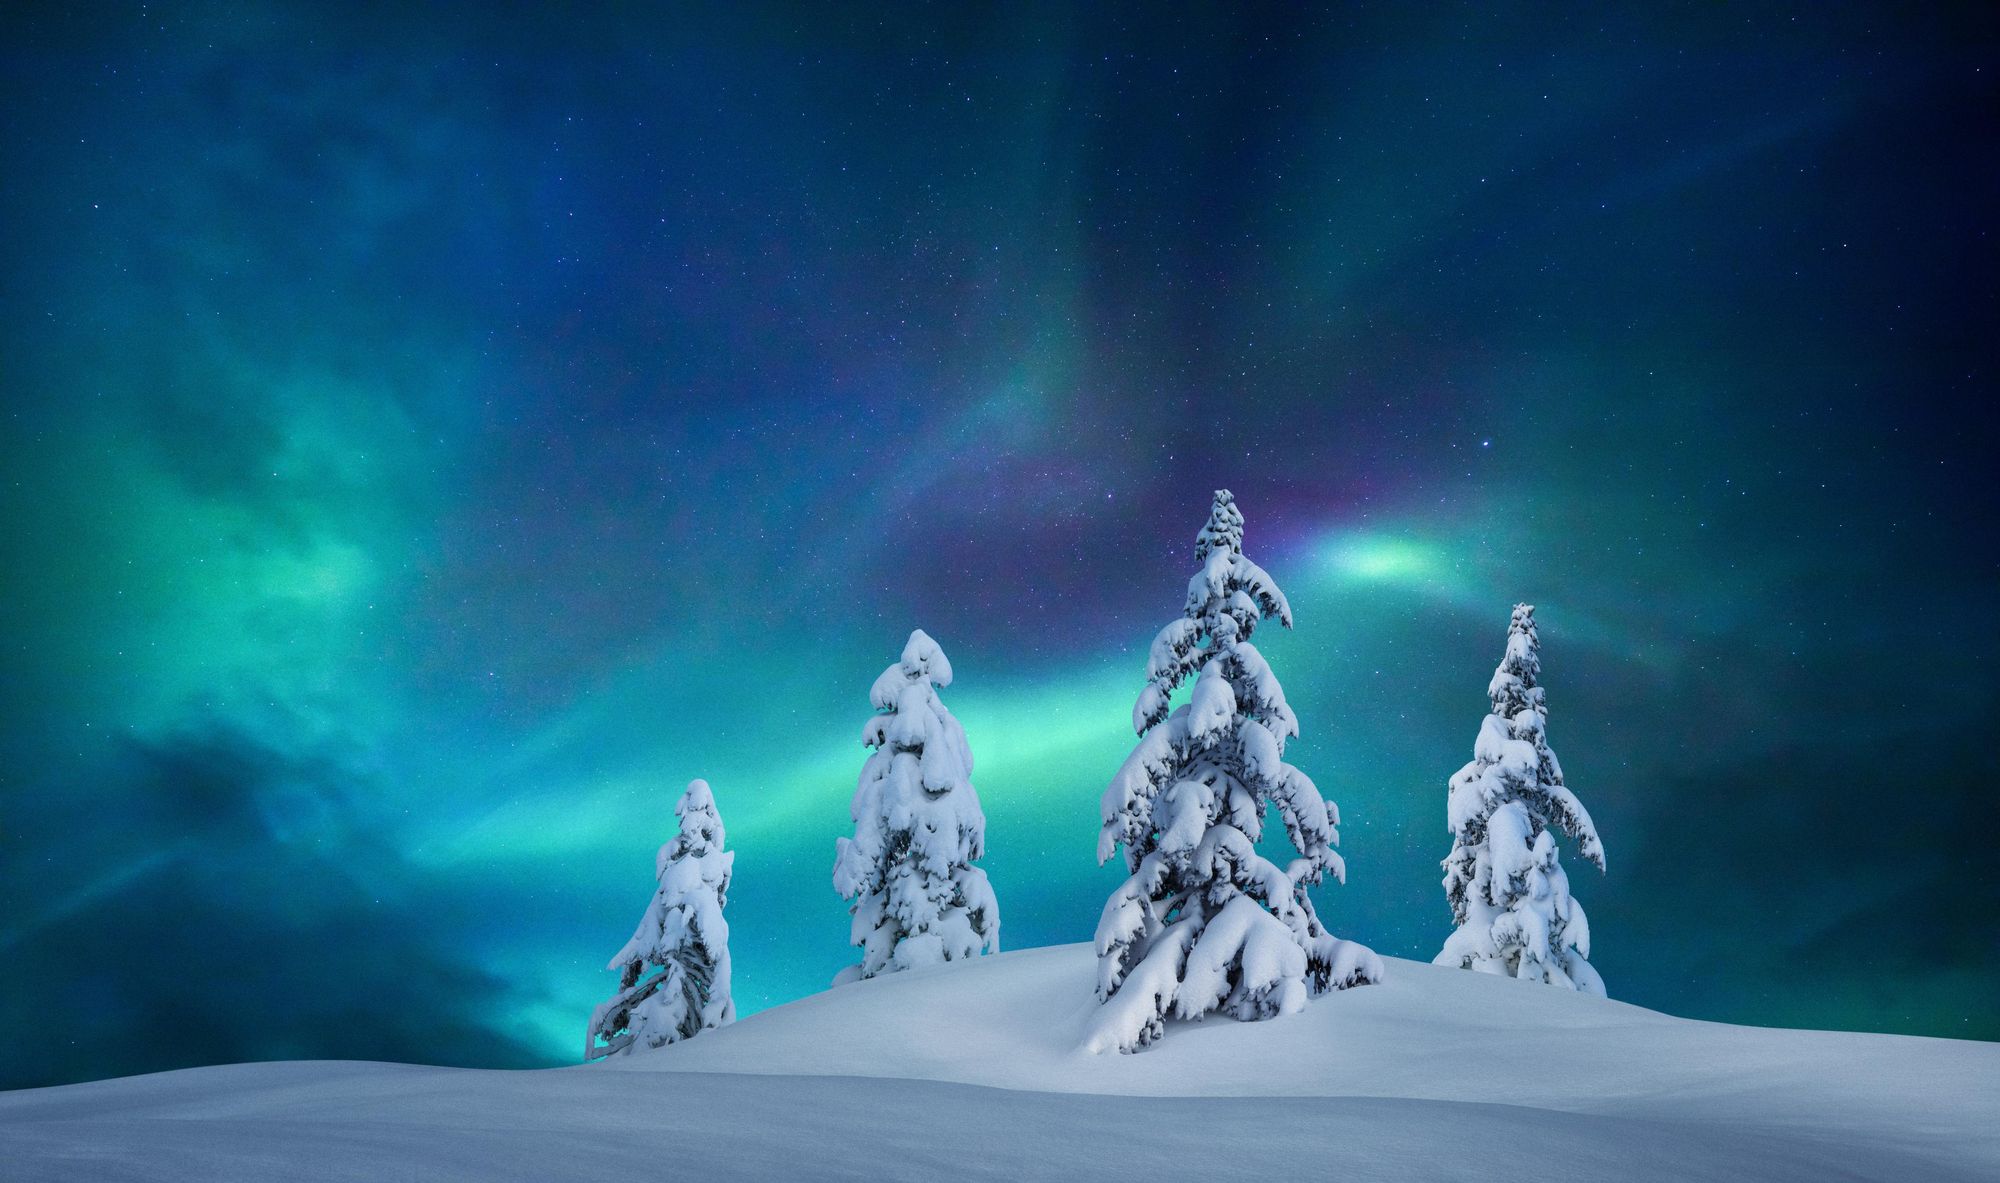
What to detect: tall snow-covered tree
<box><xmin>1436</xmin><ymin>603</ymin><xmax>1608</xmax><ymax>994</ymax></box>
<box><xmin>1090</xmin><ymin>490</ymin><xmax>1380</xmax><ymax>1053</ymax></box>
<box><xmin>585</xmin><ymin>779</ymin><xmax>735</xmax><ymax>1060</ymax></box>
<box><xmin>832</xmin><ymin>629</ymin><xmax>999</xmax><ymax>983</ymax></box>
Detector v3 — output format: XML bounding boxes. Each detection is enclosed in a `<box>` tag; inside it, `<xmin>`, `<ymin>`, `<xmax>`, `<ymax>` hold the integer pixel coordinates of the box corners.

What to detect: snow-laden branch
<box><xmin>1436</xmin><ymin>604</ymin><xmax>1607</xmax><ymax>995</ymax></box>
<box><xmin>1090</xmin><ymin>490</ymin><xmax>1379</xmax><ymax>1053</ymax></box>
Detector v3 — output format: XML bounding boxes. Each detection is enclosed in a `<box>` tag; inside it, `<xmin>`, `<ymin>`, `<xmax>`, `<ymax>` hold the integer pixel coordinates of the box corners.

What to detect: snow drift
<box><xmin>4</xmin><ymin>944</ymin><xmax>1995</xmax><ymax>1181</ymax></box>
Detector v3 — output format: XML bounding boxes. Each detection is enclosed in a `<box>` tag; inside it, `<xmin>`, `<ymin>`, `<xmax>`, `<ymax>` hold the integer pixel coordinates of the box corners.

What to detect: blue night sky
<box><xmin>1</xmin><ymin>4</ymin><xmax>1994</xmax><ymax>1089</ymax></box>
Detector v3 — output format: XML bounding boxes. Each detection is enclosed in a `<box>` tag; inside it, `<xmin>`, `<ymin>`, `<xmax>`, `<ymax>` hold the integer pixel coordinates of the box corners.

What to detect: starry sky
<box><xmin>2</xmin><ymin>4</ymin><xmax>1995</xmax><ymax>1090</ymax></box>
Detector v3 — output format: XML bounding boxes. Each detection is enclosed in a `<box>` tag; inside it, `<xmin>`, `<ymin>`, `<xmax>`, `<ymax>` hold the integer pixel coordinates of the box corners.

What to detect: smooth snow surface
<box><xmin>5</xmin><ymin>945</ymin><xmax>1995</xmax><ymax>1181</ymax></box>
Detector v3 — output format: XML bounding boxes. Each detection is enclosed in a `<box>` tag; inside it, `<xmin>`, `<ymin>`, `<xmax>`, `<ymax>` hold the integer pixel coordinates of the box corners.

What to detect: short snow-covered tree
<box><xmin>1436</xmin><ymin>603</ymin><xmax>1607</xmax><ymax>994</ymax></box>
<box><xmin>585</xmin><ymin>778</ymin><xmax>734</xmax><ymax>1060</ymax></box>
<box><xmin>832</xmin><ymin>629</ymin><xmax>999</xmax><ymax>983</ymax></box>
<box><xmin>1091</xmin><ymin>490</ymin><xmax>1380</xmax><ymax>1053</ymax></box>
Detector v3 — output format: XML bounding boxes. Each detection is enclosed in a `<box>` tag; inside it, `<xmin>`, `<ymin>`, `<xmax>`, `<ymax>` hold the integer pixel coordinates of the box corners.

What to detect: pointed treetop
<box><xmin>669</xmin><ymin>778</ymin><xmax>725</xmax><ymax>863</ymax></box>
<box><xmin>1194</xmin><ymin>489</ymin><xmax>1244</xmax><ymax>561</ymax></box>
<box><xmin>1507</xmin><ymin>603</ymin><xmax>1540</xmax><ymax>677</ymax></box>
<box><xmin>678</xmin><ymin>778</ymin><xmax>715</xmax><ymax>814</ymax></box>
<box><xmin>1489</xmin><ymin>603</ymin><xmax>1543</xmax><ymax>717</ymax></box>
<box><xmin>869</xmin><ymin>629</ymin><xmax>955</xmax><ymax>709</ymax></box>
<box><xmin>899</xmin><ymin>628</ymin><xmax>953</xmax><ymax>688</ymax></box>
<box><xmin>1511</xmin><ymin>602</ymin><xmax>1537</xmax><ymax>638</ymax></box>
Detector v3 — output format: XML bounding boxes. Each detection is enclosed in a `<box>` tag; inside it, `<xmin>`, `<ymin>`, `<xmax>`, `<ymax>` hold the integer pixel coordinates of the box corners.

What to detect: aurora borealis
<box><xmin>2</xmin><ymin>5</ymin><xmax>1994</xmax><ymax>1089</ymax></box>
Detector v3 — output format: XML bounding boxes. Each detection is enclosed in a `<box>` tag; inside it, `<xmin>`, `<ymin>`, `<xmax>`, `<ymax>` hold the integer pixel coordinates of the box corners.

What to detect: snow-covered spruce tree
<box><xmin>1436</xmin><ymin>603</ymin><xmax>1608</xmax><ymax>994</ymax></box>
<box><xmin>1090</xmin><ymin>490</ymin><xmax>1381</xmax><ymax>1053</ymax></box>
<box><xmin>832</xmin><ymin>629</ymin><xmax>999</xmax><ymax>983</ymax></box>
<box><xmin>585</xmin><ymin>779</ymin><xmax>734</xmax><ymax>1060</ymax></box>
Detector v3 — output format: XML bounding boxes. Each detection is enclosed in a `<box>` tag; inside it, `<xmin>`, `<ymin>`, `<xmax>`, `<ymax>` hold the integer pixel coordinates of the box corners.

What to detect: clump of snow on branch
<box><xmin>832</xmin><ymin>629</ymin><xmax>999</xmax><ymax>983</ymax></box>
<box><xmin>586</xmin><ymin>779</ymin><xmax>735</xmax><ymax>1060</ymax></box>
<box><xmin>1435</xmin><ymin>603</ymin><xmax>1607</xmax><ymax>995</ymax></box>
<box><xmin>1090</xmin><ymin>490</ymin><xmax>1380</xmax><ymax>1053</ymax></box>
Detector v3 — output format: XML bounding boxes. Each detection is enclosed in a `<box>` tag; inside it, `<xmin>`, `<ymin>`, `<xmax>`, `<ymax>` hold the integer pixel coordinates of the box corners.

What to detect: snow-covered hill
<box><xmin>5</xmin><ymin>945</ymin><xmax>1995</xmax><ymax>1181</ymax></box>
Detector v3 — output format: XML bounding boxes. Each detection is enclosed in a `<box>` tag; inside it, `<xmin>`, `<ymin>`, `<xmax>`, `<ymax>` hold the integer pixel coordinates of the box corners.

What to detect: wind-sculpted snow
<box><xmin>1438</xmin><ymin>604</ymin><xmax>1606</xmax><ymax>994</ymax></box>
<box><xmin>1093</xmin><ymin>490</ymin><xmax>1377</xmax><ymax>1053</ymax></box>
<box><xmin>9</xmin><ymin>946</ymin><xmax>1993</xmax><ymax>1182</ymax></box>
<box><xmin>833</xmin><ymin>629</ymin><xmax>998</xmax><ymax>982</ymax></box>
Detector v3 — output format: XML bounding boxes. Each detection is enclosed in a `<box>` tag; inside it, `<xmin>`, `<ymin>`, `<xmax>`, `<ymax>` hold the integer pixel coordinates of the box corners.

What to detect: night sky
<box><xmin>2</xmin><ymin>4</ymin><xmax>1995</xmax><ymax>1090</ymax></box>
